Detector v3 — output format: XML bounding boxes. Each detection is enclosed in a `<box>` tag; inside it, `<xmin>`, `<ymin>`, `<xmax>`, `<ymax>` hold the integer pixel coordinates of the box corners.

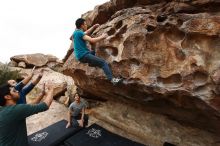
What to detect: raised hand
<box><xmin>45</xmin><ymin>84</ymin><xmax>54</xmax><ymax>94</ymax></box>
<box><xmin>31</xmin><ymin>66</ymin><xmax>36</xmax><ymax>76</ymax></box>
<box><xmin>32</xmin><ymin>68</ymin><xmax>44</xmax><ymax>85</ymax></box>
<box><xmin>93</xmin><ymin>24</ymin><xmax>100</xmax><ymax>29</ymax></box>
<box><xmin>43</xmin><ymin>84</ymin><xmax>54</xmax><ymax>107</ymax></box>
<box><xmin>21</xmin><ymin>66</ymin><xmax>35</xmax><ymax>85</ymax></box>
<box><xmin>38</xmin><ymin>69</ymin><xmax>44</xmax><ymax>78</ymax></box>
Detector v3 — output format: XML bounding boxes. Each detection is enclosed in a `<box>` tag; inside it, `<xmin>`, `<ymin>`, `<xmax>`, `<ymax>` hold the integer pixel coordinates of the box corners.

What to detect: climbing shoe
<box><xmin>111</xmin><ymin>77</ymin><xmax>123</xmax><ymax>85</ymax></box>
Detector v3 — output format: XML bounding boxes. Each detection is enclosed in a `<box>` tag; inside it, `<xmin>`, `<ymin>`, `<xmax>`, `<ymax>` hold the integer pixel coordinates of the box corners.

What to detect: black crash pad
<box><xmin>28</xmin><ymin>120</ymin><xmax>82</xmax><ymax>146</ymax></box>
<box><xmin>64</xmin><ymin>124</ymin><xmax>145</xmax><ymax>146</ymax></box>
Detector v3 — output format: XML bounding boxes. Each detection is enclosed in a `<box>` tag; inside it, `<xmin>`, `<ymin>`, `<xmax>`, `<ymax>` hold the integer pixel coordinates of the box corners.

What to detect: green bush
<box><xmin>0</xmin><ymin>63</ymin><xmax>21</xmax><ymax>85</ymax></box>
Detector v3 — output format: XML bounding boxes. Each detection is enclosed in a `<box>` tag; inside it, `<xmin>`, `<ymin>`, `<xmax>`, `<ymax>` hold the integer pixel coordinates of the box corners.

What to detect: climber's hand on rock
<box><xmin>94</xmin><ymin>24</ymin><xmax>100</xmax><ymax>28</ymax></box>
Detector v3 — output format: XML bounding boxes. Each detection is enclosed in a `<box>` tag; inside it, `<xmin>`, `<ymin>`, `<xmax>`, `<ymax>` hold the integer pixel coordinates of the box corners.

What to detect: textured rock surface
<box><xmin>57</xmin><ymin>96</ymin><xmax>69</xmax><ymax>106</ymax></box>
<box><xmin>92</xmin><ymin>101</ymin><xmax>219</xmax><ymax>146</ymax></box>
<box><xmin>63</xmin><ymin>0</ymin><xmax>220</xmax><ymax>145</ymax></box>
<box><xmin>10</xmin><ymin>53</ymin><xmax>62</xmax><ymax>67</ymax></box>
<box><xmin>18</xmin><ymin>61</ymin><xmax>26</xmax><ymax>68</ymax></box>
<box><xmin>8</xmin><ymin>60</ymin><xmax>18</xmax><ymax>67</ymax></box>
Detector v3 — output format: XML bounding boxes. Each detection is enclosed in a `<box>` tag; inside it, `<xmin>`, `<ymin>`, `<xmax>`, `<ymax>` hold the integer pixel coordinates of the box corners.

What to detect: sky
<box><xmin>0</xmin><ymin>0</ymin><xmax>109</xmax><ymax>63</ymax></box>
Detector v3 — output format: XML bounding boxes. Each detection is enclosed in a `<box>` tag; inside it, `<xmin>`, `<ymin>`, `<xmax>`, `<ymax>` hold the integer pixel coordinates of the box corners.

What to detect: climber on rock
<box><xmin>71</xmin><ymin>18</ymin><xmax>122</xmax><ymax>85</ymax></box>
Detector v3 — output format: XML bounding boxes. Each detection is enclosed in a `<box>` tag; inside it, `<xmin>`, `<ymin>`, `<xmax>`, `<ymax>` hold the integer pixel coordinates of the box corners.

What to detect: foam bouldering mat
<box><xmin>64</xmin><ymin>124</ymin><xmax>145</xmax><ymax>146</ymax></box>
<box><xmin>28</xmin><ymin>120</ymin><xmax>82</xmax><ymax>146</ymax></box>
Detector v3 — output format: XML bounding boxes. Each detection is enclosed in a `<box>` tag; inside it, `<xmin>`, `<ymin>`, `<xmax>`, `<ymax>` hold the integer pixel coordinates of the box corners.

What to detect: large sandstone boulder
<box><xmin>10</xmin><ymin>53</ymin><xmax>61</xmax><ymax>67</ymax></box>
<box><xmin>8</xmin><ymin>60</ymin><xmax>18</xmax><ymax>67</ymax></box>
<box><xmin>92</xmin><ymin>101</ymin><xmax>219</xmax><ymax>146</ymax></box>
<box><xmin>82</xmin><ymin>0</ymin><xmax>169</xmax><ymax>27</ymax></box>
<box><xmin>57</xmin><ymin>96</ymin><xmax>69</xmax><ymax>106</ymax></box>
<box><xmin>63</xmin><ymin>43</ymin><xmax>73</xmax><ymax>63</ymax></box>
<box><xmin>18</xmin><ymin>61</ymin><xmax>26</xmax><ymax>68</ymax></box>
<box><xmin>63</xmin><ymin>0</ymin><xmax>220</xmax><ymax>145</ymax></box>
<box><xmin>212</xmin><ymin>69</ymin><xmax>220</xmax><ymax>85</ymax></box>
<box><xmin>83</xmin><ymin>0</ymin><xmax>220</xmax><ymax>27</ymax></box>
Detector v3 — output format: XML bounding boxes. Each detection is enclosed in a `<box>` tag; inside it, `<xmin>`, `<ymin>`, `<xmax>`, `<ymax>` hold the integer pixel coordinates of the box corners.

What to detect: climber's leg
<box><xmin>79</xmin><ymin>53</ymin><xmax>113</xmax><ymax>80</ymax></box>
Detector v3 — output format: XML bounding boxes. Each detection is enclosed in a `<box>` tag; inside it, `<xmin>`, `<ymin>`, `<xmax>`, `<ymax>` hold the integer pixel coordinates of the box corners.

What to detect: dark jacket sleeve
<box><xmin>21</xmin><ymin>83</ymin><xmax>35</xmax><ymax>95</ymax></box>
<box><xmin>13</xmin><ymin>103</ymin><xmax>48</xmax><ymax>120</ymax></box>
<box><xmin>15</xmin><ymin>82</ymin><xmax>24</xmax><ymax>92</ymax></box>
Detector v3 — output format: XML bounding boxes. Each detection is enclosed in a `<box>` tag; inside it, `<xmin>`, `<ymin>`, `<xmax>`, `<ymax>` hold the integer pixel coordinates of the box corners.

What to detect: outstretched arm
<box><xmin>83</xmin><ymin>33</ymin><xmax>107</xmax><ymax>44</ymax></box>
<box><xmin>43</xmin><ymin>86</ymin><xmax>54</xmax><ymax>107</ymax></box>
<box><xmin>79</xmin><ymin>107</ymin><xmax>85</xmax><ymax>127</ymax></box>
<box><xmin>22</xmin><ymin>69</ymin><xmax>44</xmax><ymax>95</ymax></box>
<box><xmin>30</xmin><ymin>83</ymin><xmax>45</xmax><ymax>104</ymax></box>
<box><xmin>32</xmin><ymin>69</ymin><xmax>43</xmax><ymax>85</ymax></box>
<box><xmin>85</xmin><ymin>24</ymin><xmax>100</xmax><ymax>35</ymax></box>
<box><xmin>66</xmin><ymin>110</ymin><xmax>73</xmax><ymax>128</ymax></box>
<box><xmin>13</xmin><ymin>86</ymin><xmax>54</xmax><ymax>120</ymax></box>
<box><xmin>21</xmin><ymin>66</ymin><xmax>35</xmax><ymax>85</ymax></box>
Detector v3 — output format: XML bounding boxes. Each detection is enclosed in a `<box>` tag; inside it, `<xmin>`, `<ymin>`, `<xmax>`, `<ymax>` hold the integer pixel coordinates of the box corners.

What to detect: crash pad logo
<box><xmin>87</xmin><ymin>128</ymin><xmax>102</xmax><ymax>138</ymax></box>
<box><xmin>31</xmin><ymin>132</ymin><xmax>48</xmax><ymax>142</ymax></box>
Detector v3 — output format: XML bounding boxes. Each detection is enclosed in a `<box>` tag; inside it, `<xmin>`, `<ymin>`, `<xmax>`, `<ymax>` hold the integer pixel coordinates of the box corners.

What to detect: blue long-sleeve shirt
<box><xmin>15</xmin><ymin>82</ymin><xmax>35</xmax><ymax>104</ymax></box>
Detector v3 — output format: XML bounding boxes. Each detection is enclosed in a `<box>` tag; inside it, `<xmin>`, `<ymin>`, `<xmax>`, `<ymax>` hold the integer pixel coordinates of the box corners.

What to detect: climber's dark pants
<box><xmin>71</xmin><ymin>114</ymin><xmax>89</xmax><ymax>128</ymax></box>
<box><xmin>79</xmin><ymin>51</ymin><xmax>113</xmax><ymax>80</ymax></box>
